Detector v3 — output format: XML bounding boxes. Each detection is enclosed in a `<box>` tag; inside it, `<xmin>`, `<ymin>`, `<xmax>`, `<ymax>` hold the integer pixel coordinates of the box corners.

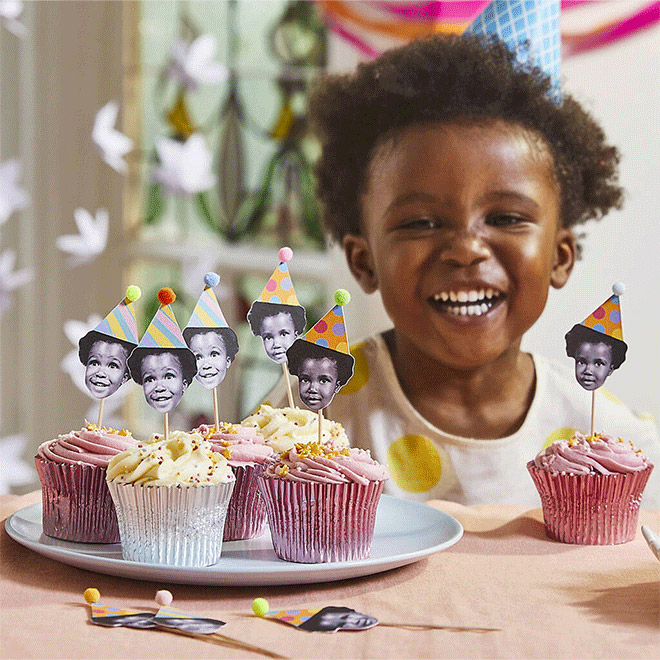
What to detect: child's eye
<box><xmin>211</xmin><ymin>350</ymin><xmax>220</xmax><ymax>358</ymax></box>
<box><xmin>487</xmin><ymin>214</ymin><xmax>528</xmax><ymax>227</ymax></box>
<box><xmin>89</xmin><ymin>359</ymin><xmax>100</xmax><ymax>367</ymax></box>
<box><xmin>144</xmin><ymin>375</ymin><xmax>155</xmax><ymax>383</ymax></box>
<box><xmin>165</xmin><ymin>372</ymin><xmax>176</xmax><ymax>380</ymax></box>
<box><xmin>280</xmin><ymin>330</ymin><xmax>290</xmax><ymax>337</ymax></box>
<box><xmin>400</xmin><ymin>217</ymin><xmax>440</xmax><ymax>231</ymax></box>
<box><xmin>320</xmin><ymin>377</ymin><xmax>331</xmax><ymax>384</ymax></box>
<box><xmin>300</xmin><ymin>376</ymin><xmax>309</xmax><ymax>383</ymax></box>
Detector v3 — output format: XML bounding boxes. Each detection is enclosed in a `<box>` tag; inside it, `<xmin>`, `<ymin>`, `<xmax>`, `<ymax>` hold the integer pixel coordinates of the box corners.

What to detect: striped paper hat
<box><xmin>466</xmin><ymin>0</ymin><xmax>561</xmax><ymax>98</ymax></box>
<box><xmin>138</xmin><ymin>288</ymin><xmax>188</xmax><ymax>350</ymax></box>
<box><xmin>581</xmin><ymin>283</ymin><xmax>625</xmax><ymax>342</ymax></box>
<box><xmin>257</xmin><ymin>247</ymin><xmax>301</xmax><ymax>307</ymax></box>
<box><xmin>184</xmin><ymin>272</ymin><xmax>230</xmax><ymax>331</ymax></box>
<box><xmin>79</xmin><ymin>286</ymin><xmax>141</xmax><ymax>365</ymax></box>
<box><xmin>91</xmin><ymin>602</ymin><xmax>147</xmax><ymax>620</ymax></box>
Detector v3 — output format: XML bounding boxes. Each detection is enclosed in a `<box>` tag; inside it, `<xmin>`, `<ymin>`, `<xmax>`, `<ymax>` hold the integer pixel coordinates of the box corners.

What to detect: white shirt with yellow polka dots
<box><xmin>266</xmin><ymin>333</ymin><xmax>660</xmax><ymax>508</ymax></box>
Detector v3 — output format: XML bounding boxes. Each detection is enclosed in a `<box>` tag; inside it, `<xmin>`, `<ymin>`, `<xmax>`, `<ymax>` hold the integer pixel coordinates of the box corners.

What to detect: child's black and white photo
<box><xmin>247</xmin><ymin>301</ymin><xmax>306</xmax><ymax>364</ymax></box>
<box><xmin>183</xmin><ymin>326</ymin><xmax>239</xmax><ymax>390</ymax></box>
<box><xmin>298</xmin><ymin>607</ymin><xmax>379</xmax><ymax>633</ymax></box>
<box><xmin>78</xmin><ymin>333</ymin><xmax>133</xmax><ymax>400</ymax></box>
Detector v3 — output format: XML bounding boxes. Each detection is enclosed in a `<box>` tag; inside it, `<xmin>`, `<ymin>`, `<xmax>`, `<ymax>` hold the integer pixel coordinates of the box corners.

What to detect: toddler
<box><xmin>265</xmin><ymin>34</ymin><xmax>659</xmax><ymax>506</ymax></box>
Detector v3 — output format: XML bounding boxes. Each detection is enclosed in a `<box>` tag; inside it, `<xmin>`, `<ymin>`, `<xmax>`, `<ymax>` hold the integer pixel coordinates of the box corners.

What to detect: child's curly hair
<box><xmin>309</xmin><ymin>34</ymin><xmax>623</xmax><ymax>249</ymax></box>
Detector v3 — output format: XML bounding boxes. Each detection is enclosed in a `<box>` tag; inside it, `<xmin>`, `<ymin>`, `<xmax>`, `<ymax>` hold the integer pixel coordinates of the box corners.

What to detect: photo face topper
<box><xmin>184</xmin><ymin>273</ymin><xmax>239</xmax><ymax>390</ymax></box>
<box><xmin>127</xmin><ymin>288</ymin><xmax>197</xmax><ymax>414</ymax></box>
<box><xmin>154</xmin><ymin>604</ymin><xmax>225</xmax><ymax>635</ymax></box>
<box><xmin>565</xmin><ymin>287</ymin><xmax>628</xmax><ymax>392</ymax></box>
<box><xmin>78</xmin><ymin>287</ymin><xmax>141</xmax><ymax>400</ymax></box>
<box><xmin>265</xmin><ymin>606</ymin><xmax>379</xmax><ymax>633</ymax></box>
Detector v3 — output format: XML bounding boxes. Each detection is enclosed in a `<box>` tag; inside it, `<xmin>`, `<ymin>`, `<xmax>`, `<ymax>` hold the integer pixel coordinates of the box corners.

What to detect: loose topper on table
<box><xmin>83</xmin><ymin>589</ymin><xmax>284</xmax><ymax>659</ymax></box>
<box><xmin>247</xmin><ymin>247</ymin><xmax>306</xmax><ymax>407</ymax></box>
<box><xmin>78</xmin><ymin>285</ymin><xmax>141</xmax><ymax>427</ymax></box>
<box><xmin>183</xmin><ymin>272</ymin><xmax>239</xmax><ymax>429</ymax></box>
<box><xmin>127</xmin><ymin>288</ymin><xmax>197</xmax><ymax>439</ymax></box>
<box><xmin>564</xmin><ymin>283</ymin><xmax>628</xmax><ymax>435</ymax></box>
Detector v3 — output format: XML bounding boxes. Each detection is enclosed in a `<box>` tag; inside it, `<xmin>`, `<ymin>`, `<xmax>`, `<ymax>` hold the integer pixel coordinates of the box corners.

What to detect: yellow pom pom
<box><xmin>125</xmin><ymin>285</ymin><xmax>141</xmax><ymax>302</ymax></box>
<box><xmin>252</xmin><ymin>598</ymin><xmax>269</xmax><ymax>617</ymax></box>
<box><xmin>334</xmin><ymin>289</ymin><xmax>351</xmax><ymax>306</ymax></box>
<box><xmin>84</xmin><ymin>588</ymin><xmax>101</xmax><ymax>604</ymax></box>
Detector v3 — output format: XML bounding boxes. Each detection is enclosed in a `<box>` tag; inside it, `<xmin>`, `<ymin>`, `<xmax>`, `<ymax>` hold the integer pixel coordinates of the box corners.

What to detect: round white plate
<box><xmin>5</xmin><ymin>495</ymin><xmax>462</xmax><ymax>586</ymax></box>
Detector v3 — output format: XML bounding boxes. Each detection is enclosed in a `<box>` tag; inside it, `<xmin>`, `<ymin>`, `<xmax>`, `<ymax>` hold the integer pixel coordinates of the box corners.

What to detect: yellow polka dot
<box><xmin>387</xmin><ymin>435</ymin><xmax>442</xmax><ymax>493</ymax></box>
<box><xmin>339</xmin><ymin>344</ymin><xmax>368</xmax><ymax>395</ymax></box>
<box><xmin>611</xmin><ymin>328</ymin><xmax>623</xmax><ymax>340</ymax></box>
<box><xmin>542</xmin><ymin>427</ymin><xmax>578</xmax><ymax>449</ymax></box>
<box><xmin>600</xmin><ymin>388</ymin><xmax>624</xmax><ymax>406</ymax></box>
<box><xmin>335</xmin><ymin>341</ymin><xmax>348</xmax><ymax>354</ymax></box>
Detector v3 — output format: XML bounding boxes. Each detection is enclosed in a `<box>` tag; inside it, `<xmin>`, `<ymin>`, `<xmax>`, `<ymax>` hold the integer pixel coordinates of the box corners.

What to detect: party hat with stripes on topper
<box><xmin>138</xmin><ymin>288</ymin><xmax>188</xmax><ymax>350</ymax></box>
<box><xmin>184</xmin><ymin>272</ymin><xmax>230</xmax><ymax>332</ymax></box>
<box><xmin>466</xmin><ymin>0</ymin><xmax>561</xmax><ymax>98</ymax></box>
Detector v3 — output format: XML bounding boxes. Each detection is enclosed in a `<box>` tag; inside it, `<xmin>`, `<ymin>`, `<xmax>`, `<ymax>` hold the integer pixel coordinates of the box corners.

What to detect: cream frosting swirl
<box><xmin>262</xmin><ymin>442</ymin><xmax>389</xmax><ymax>486</ymax></box>
<box><xmin>241</xmin><ymin>404</ymin><xmax>349</xmax><ymax>454</ymax></box>
<box><xmin>533</xmin><ymin>432</ymin><xmax>651</xmax><ymax>475</ymax></box>
<box><xmin>36</xmin><ymin>425</ymin><xmax>136</xmax><ymax>468</ymax></box>
<box><xmin>195</xmin><ymin>423</ymin><xmax>275</xmax><ymax>466</ymax></box>
<box><xmin>106</xmin><ymin>430</ymin><xmax>234</xmax><ymax>487</ymax></box>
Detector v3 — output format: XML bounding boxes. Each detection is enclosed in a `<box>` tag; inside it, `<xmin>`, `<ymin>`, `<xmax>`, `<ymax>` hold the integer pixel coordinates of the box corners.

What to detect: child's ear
<box><xmin>550</xmin><ymin>228</ymin><xmax>576</xmax><ymax>289</ymax></box>
<box><xmin>343</xmin><ymin>234</ymin><xmax>378</xmax><ymax>294</ymax></box>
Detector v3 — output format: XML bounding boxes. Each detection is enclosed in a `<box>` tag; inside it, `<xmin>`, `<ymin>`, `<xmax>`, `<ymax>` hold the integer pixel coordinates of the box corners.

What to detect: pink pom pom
<box><xmin>155</xmin><ymin>590</ymin><xmax>173</xmax><ymax>607</ymax></box>
<box><xmin>278</xmin><ymin>247</ymin><xmax>293</xmax><ymax>263</ymax></box>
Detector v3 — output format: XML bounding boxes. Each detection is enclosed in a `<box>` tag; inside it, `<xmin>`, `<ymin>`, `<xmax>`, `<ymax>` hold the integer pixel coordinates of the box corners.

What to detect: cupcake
<box><xmin>106</xmin><ymin>430</ymin><xmax>235</xmax><ymax>566</ymax></box>
<box><xmin>241</xmin><ymin>404</ymin><xmax>349</xmax><ymax>453</ymax></box>
<box><xmin>258</xmin><ymin>442</ymin><xmax>389</xmax><ymax>563</ymax></box>
<box><xmin>34</xmin><ymin>424</ymin><xmax>136</xmax><ymax>543</ymax></box>
<box><xmin>528</xmin><ymin>432</ymin><xmax>653</xmax><ymax>545</ymax></box>
<box><xmin>196</xmin><ymin>423</ymin><xmax>275</xmax><ymax>541</ymax></box>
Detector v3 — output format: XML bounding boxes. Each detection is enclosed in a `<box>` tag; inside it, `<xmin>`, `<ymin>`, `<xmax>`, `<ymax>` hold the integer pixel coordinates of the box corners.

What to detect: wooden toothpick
<box><xmin>164</xmin><ymin>412</ymin><xmax>169</xmax><ymax>442</ymax></box>
<box><xmin>97</xmin><ymin>397</ymin><xmax>105</xmax><ymax>428</ymax></box>
<box><xmin>212</xmin><ymin>387</ymin><xmax>219</xmax><ymax>431</ymax></box>
<box><xmin>282</xmin><ymin>362</ymin><xmax>295</xmax><ymax>408</ymax></box>
<box><xmin>590</xmin><ymin>390</ymin><xmax>595</xmax><ymax>437</ymax></box>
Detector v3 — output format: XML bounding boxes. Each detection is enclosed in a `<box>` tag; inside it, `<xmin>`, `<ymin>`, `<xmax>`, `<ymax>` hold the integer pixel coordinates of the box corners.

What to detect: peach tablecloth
<box><xmin>1</xmin><ymin>491</ymin><xmax>658</xmax><ymax>660</ymax></box>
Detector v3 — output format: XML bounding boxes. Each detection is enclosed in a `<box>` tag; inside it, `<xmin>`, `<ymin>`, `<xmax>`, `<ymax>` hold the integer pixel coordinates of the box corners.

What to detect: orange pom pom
<box><xmin>158</xmin><ymin>287</ymin><xmax>176</xmax><ymax>306</ymax></box>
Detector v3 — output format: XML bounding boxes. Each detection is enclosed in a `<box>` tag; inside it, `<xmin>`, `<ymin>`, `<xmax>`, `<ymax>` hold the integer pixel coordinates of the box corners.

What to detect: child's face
<box><xmin>260</xmin><ymin>312</ymin><xmax>298</xmax><ymax>363</ymax></box>
<box><xmin>298</xmin><ymin>356</ymin><xmax>340</xmax><ymax>410</ymax></box>
<box><xmin>141</xmin><ymin>352</ymin><xmax>187</xmax><ymax>413</ymax></box>
<box><xmin>85</xmin><ymin>340</ymin><xmax>130</xmax><ymax>399</ymax></box>
<box><xmin>574</xmin><ymin>341</ymin><xmax>614</xmax><ymax>390</ymax></box>
<box><xmin>188</xmin><ymin>331</ymin><xmax>230</xmax><ymax>390</ymax></box>
<box><xmin>347</xmin><ymin>121</ymin><xmax>575</xmax><ymax>369</ymax></box>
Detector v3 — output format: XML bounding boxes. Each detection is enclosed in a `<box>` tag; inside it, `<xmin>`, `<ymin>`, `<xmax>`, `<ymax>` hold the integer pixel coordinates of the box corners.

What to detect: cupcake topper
<box><xmin>253</xmin><ymin>599</ymin><xmax>499</xmax><ymax>634</ymax></box>
<box><xmin>84</xmin><ymin>588</ymin><xmax>156</xmax><ymax>629</ymax></box>
<box><xmin>466</xmin><ymin>0</ymin><xmax>562</xmax><ymax>101</ymax></box>
<box><xmin>565</xmin><ymin>283</ymin><xmax>629</xmax><ymax>435</ymax></box>
<box><xmin>286</xmin><ymin>290</ymin><xmax>355</xmax><ymax>443</ymax></box>
<box><xmin>183</xmin><ymin>272</ymin><xmax>239</xmax><ymax>430</ymax></box>
<box><xmin>247</xmin><ymin>247</ymin><xmax>307</xmax><ymax>407</ymax></box>
<box><xmin>78</xmin><ymin>285</ymin><xmax>141</xmax><ymax>427</ymax></box>
<box><xmin>127</xmin><ymin>288</ymin><xmax>197</xmax><ymax>440</ymax></box>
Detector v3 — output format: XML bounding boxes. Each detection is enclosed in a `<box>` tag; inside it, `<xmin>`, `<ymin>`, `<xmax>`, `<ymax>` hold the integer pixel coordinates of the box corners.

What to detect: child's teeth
<box><xmin>440</xmin><ymin>291</ymin><xmax>449</xmax><ymax>302</ymax></box>
<box><xmin>486</xmin><ymin>288</ymin><xmax>494</xmax><ymax>299</ymax></box>
<box><xmin>460</xmin><ymin>305</ymin><xmax>467</xmax><ymax>314</ymax></box>
<box><xmin>480</xmin><ymin>302</ymin><xmax>489</xmax><ymax>314</ymax></box>
<box><xmin>449</xmin><ymin>291</ymin><xmax>457</xmax><ymax>302</ymax></box>
<box><xmin>457</xmin><ymin>291</ymin><xmax>469</xmax><ymax>303</ymax></box>
<box><xmin>467</xmin><ymin>291</ymin><xmax>478</xmax><ymax>302</ymax></box>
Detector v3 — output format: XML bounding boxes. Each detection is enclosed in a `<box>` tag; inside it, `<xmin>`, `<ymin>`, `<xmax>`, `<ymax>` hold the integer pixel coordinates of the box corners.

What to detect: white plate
<box><xmin>5</xmin><ymin>495</ymin><xmax>462</xmax><ymax>586</ymax></box>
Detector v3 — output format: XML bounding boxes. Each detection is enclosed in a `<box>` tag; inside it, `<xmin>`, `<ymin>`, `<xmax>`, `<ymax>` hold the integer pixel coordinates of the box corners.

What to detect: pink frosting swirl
<box><xmin>37</xmin><ymin>426</ymin><xmax>136</xmax><ymax>468</ymax></box>
<box><xmin>263</xmin><ymin>443</ymin><xmax>389</xmax><ymax>486</ymax></box>
<box><xmin>533</xmin><ymin>432</ymin><xmax>651</xmax><ymax>475</ymax></box>
<box><xmin>195</xmin><ymin>423</ymin><xmax>275</xmax><ymax>467</ymax></box>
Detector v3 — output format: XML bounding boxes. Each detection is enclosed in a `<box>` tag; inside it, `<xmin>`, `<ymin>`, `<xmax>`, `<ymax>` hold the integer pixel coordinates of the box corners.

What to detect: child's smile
<box><xmin>85</xmin><ymin>339</ymin><xmax>130</xmax><ymax>399</ymax></box>
<box><xmin>188</xmin><ymin>331</ymin><xmax>230</xmax><ymax>390</ymax></box>
<box><xmin>351</xmin><ymin>120</ymin><xmax>575</xmax><ymax>371</ymax></box>
<box><xmin>141</xmin><ymin>352</ymin><xmax>187</xmax><ymax>413</ymax></box>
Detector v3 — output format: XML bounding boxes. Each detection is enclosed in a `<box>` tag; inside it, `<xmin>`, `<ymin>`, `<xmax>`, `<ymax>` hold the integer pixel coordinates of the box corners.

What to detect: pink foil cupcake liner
<box><xmin>527</xmin><ymin>462</ymin><xmax>653</xmax><ymax>545</ymax></box>
<box><xmin>257</xmin><ymin>478</ymin><xmax>385</xmax><ymax>563</ymax></box>
<box><xmin>224</xmin><ymin>464</ymin><xmax>267</xmax><ymax>541</ymax></box>
<box><xmin>107</xmin><ymin>480</ymin><xmax>234</xmax><ymax>566</ymax></box>
<box><xmin>34</xmin><ymin>457</ymin><xmax>119</xmax><ymax>543</ymax></box>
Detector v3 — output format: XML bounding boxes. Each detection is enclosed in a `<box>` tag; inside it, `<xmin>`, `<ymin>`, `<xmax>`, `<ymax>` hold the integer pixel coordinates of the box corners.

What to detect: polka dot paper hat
<box><xmin>257</xmin><ymin>247</ymin><xmax>301</xmax><ymax>307</ymax></box>
<box><xmin>303</xmin><ymin>289</ymin><xmax>352</xmax><ymax>356</ymax></box>
<box><xmin>581</xmin><ymin>283</ymin><xmax>625</xmax><ymax>342</ymax></box>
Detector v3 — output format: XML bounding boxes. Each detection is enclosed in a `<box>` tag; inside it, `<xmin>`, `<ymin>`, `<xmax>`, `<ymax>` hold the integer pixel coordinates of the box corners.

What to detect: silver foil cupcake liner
<box><xmin>34</xmin><ymin>457</ymin><xmax>119</xmax><ymax>543</ymax></box>
<box><xmin>257</xmin><ymin>478</ymin><xmax>385</xmax><ymax>563</ymax></box>
<box><xmin>527</xmin><ymin>462</ymin><xmax>653</xmax><ymax>545</ymax></box>
<box><xmin>224</xmin><ymin>463</ymin><xmax>267</xmax><ymax>541</ymax></box>
<box><xmin>107</xmin><ymin>480</ymin><xmax>234</xmax><ymax>566</ymax></box>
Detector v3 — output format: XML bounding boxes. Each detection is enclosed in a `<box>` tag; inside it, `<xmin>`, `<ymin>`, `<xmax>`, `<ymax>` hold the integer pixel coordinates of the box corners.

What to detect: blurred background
<box><xmin>1</xmin><ymin>0</ymin><xmax>658</xmax><ymax>495</ymax></box>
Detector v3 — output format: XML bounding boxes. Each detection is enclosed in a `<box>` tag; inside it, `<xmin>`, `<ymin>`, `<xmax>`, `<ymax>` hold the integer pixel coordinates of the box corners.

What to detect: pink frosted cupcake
<box><xmin>528</xmin><ymin>432</ymin><xmax>653</xmax><ymax>545</ymax></box>
<box><xmin>196</xmin><ymin>423</ymin><xmax>275</xmax><ymax>540</ymax></box>
<box><xmin>258</xmin><ymin>442</ymin><xmax>389</xmax><ymax>563</ymax></box>
<box><xmin>34</xmin><ymin>424</ymin><xmax>136</xmax><ymax>542</ymax></box>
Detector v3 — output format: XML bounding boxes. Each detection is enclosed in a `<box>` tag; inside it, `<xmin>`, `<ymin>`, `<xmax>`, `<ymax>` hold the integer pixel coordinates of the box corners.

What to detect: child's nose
<box><xmin>439</xmin><ymin>229</ymin><xmax>491</xmax><ymax>267</ymax></box>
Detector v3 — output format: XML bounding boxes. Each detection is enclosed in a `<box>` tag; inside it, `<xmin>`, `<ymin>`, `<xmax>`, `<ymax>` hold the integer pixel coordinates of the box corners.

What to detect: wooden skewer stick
<box><xmin>164</xmin><ymin>412</ymin><xmax>169</xmax><ymax>442</ymax></box>
<box><xmin>378</xmin><ymin>622</ymin><xmax>501</xmax><ymax>632</ymax></box>
<box><xmin>212</xmin><ymin>387</ymin><xmax>220</xmax><ymax>431</ymax></box>
<box><xmin>318</xmin><ymin>409</ymin><xmax>323</xmax><ymax>444</ymax></box>
<box><xmin>97</xmin><ymin>397</ymin><xmax>105</xmax><ymax>428</ymax></box>
<box><xmin>590</xmin><ymin>390</ymin><xmax>596</xmax><ymax>437</ymax></box>
<box><xmin>282</xmin><ymin>362</ymin><xmax>295</xmax><ymax>408</ymax></box>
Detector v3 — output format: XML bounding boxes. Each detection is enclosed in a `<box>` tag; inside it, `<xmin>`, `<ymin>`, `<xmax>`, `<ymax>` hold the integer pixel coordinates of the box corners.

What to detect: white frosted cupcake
<box><xmin>241</xmin><ymin>404</ymin><xmax>349</xmax><ymax>453</ymax></box>
<box><xmin>106</xmin><ymin>431</ymin><xmax>235</xmax><ymax>566</ymax></box>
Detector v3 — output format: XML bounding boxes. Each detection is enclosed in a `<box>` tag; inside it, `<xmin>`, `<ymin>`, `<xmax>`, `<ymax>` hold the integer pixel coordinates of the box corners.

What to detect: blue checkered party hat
<box><xmin>466</xmin><ymin>0</ymin><xmax>561</xmax><ymax>99</ymax></box>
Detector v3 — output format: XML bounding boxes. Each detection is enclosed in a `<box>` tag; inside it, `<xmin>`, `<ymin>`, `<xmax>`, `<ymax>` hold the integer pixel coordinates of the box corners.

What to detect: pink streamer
<box><xmin>325</xmin><ymin>14</ymin><xmax>381</xmax><ymax>59</ymax></box>
<box><xmin>373</xmin><ymin>1</ymin><xmax>489</xmax><ymax>21</ymax></box>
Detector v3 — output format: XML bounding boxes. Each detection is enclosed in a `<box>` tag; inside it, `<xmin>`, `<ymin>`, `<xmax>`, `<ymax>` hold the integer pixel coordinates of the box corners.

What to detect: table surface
<box><xmin>1</xmin><ymin>491</ymin><xmax>658</xmax><ymax>660</ymax></box>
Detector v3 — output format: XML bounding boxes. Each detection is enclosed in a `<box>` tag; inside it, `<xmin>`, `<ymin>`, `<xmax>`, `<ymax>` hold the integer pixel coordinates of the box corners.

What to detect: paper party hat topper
<box><xmin>84</xmin><ymin>588</ymin><xmax>155</xmax><ymax>629</ymax></box>
<box><xmin>137</xmin><ymin>288</ymin><xmax>188</xmax><ymax>350</ymax></box>
<box><xmin>184</xmin><ymin>272</ymin><xmax>230</xmax><ymax>331</ymax></box>
<box><xmin>581</xmin><ymin>282</ymin><xmax>625</xmax><ymax>342</ymax></box>
<box><xmin>286</xmin><ymin>290</ymin><xmax>356</xmax><ymax>411</ymax></box>
<box><xmin>257</xmin><ymin>247</ymin><xmax>301</xmax><ymax>307</ymax></box>
<box><xmin>257</xmin><ymin>603</ymin><xmax>378</xmax><ymax>633</ymax></box>
<box><xmin>153</xmin><ymin>590</ymin><xmax>225</xmax><ymax>634</ymax></box>
<box><xmin>466</xmin><ymin>0</ymin><xmax>561</xmax><ymax>98</ymax></box>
